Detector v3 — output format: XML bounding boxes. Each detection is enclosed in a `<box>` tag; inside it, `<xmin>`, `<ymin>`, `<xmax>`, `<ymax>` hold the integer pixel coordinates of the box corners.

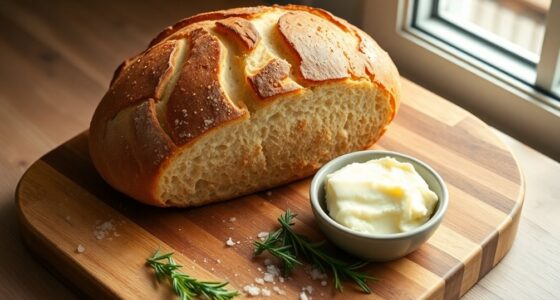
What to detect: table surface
<box><xmin>0</xmin><ymin>0</ymin><xmax>558</xmax><ymax>299</ymax></box>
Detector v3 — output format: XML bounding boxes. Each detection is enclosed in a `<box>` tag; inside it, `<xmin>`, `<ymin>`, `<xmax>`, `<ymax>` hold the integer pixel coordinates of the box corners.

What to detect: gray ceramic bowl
<box><xmin>309</xmin><ymin>150</ymin><xmax>448</xmax><ymax>261</ymax></box>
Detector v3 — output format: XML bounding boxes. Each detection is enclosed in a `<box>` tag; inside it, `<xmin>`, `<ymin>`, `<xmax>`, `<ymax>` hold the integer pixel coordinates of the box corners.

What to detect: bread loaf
<box><xmin>89</xmin><ymin>5</ymin><xmax>401</xmax><ymax>207</ymax></box>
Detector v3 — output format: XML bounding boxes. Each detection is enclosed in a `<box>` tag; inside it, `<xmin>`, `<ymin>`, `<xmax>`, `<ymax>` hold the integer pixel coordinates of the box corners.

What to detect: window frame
<box><xmin>413</xmin><ymin>0</ymin><xmax>538</xmax><ymax>85</ymax></box>
<box><xmin>535</xmin><ymin>0</ymin><xmax>560</xmax><ymax>95</ymax></box>
<box><xmin>362</xmin><ymin>0</ymin><xmax>560</xmax><ymax>158</ymax></box>
<box><xmin>435</xmin><ymin>0</ymin><xmax>541</xmax><ymax>64</ymax></box>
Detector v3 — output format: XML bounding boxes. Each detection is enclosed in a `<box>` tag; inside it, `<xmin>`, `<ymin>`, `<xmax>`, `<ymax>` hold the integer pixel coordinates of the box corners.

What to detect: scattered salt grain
<box><xmin>76</xmin><ymin>244</ymin><xmax>85</xmax><ymax>253</ymax></box>
<box><xmin>261</xmin><ymin>263</ymin><xmax>281</xmax><ymax>283</ymax></box>
<box><xmin>321</xmin><ymin>280</ymin><xmax>327</xmax><ymax>286</ymax></box>
<box><xmin>255</xmin><ymin>278</ymin><xmax>265</xmax><ymax>285</ymax></box>
<box><xmin>266</xmin><ymin>264</ymin><xmax>281</xmax><ymax>277</ymax></box>
<box><xmin>310</xmin><ymin>267</ymin><xmax>328</xmax><ymax>280</ymax></box>
<box><xmin>262</xmin><ymin>288</ymin><xmax>272</xmax><ymax>297</ymax></box>
<box><xmin>93</xmin><ymin>219</ymin><xmax>117</xmax><ymax>240</ymax></box>
<box><xmin>243</xmin><ymin>284</ymin><xmax>261</xmax><ymax>296</ymax></box>
<box><xmin>216</xmin><ymin>259</ymin><xmax>222</xmax><ymax>264</ymax></box>
<box><xmin>257</xmin><ymin>232</ymin><xmax>269</xmax><ymax>241</ymax></box>
<box><xmin>225</xmin><ymin>237</ymin><xmax>236</xmax><ymax>247</ymax></box>
<box><xmin>229</xmin><ymin>217</ymin><xmax>237</xmax><ymax>222</ymax></box>
<box><xmin>300</xmin><ymin>291</ymin><xmax>309</xmax><ymax>300</ymax></box>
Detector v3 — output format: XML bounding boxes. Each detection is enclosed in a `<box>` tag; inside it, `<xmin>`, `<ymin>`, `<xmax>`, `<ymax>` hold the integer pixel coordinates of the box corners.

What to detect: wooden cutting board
<box><xmin>16</xmin><ymin>79</ymin><xmax>524</xmax><ymax>300</ymax></box>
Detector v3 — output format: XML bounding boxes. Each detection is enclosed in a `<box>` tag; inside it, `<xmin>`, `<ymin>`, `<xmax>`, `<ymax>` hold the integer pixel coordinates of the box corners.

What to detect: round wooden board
<box><xmin>16</xmin><ymin>79</ymin><xmax>524</xmax><ymax>299</ymax></box>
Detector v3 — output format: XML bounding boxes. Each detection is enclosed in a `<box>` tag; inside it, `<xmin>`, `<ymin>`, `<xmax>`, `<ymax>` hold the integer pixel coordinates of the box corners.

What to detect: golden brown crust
<box><xmin>276</xmin><ymin>10</ymin><xmax>378</xmax><ymax>83</ymax></box>
<box><xmin>149</xmin><ymin>6</ymin><xmax>271</xmax><ymax>47</ymax></box>
<box><xmin>215</xmin><ymin>17</ymin><xmax>260</xmax><ymax>51</ymax></box>
<box><xmin>353</xmin><ymin>27</ymin><xmax>401</xmax><ymax>121</ymax></box>
<box><xmin>96</xmin><ymin>40</ymin><xmax>179</xmax><ymax>122</ymax></box>
<box><xmin>166</xmin><ymin>28</ymin><xmax>247</xmax><ymax>146</ymax></box>
<box><xmin>89</xmin><ymin>99</ymin><xmax>176</xmax><ymax>206</ymax></box>
<box><xmin>129</xmin><ymin>100</ymin><xmax>177</xmax><ymax>204</ymax></box>
<box><xmin>278</xmin><ymin>4</ymin><xmax>352</xmax><ymax>33</ymax></box>
<box><xmin>248</xmin><ymin>58</ymin><xmax>302</xmax><ymax>99</ymax></box>
<box><xmin>275</xmin><ymin>6</ymin><xmax>400</xmax><ymax>116</ymax></box>
<box><xmin>110</xmin><ymin>58</ymin><xmax>133</xmax><ymax>86</ymax></box>
<box><xmin>277</xmin><ymin>11</ymin><xmax>350</xmax><ymax>82</ymax></box>
<box><xmin>89</xmin><ymin>5</ymin><xmax>401</xmax><ymax>207</ymax></box>
<box><xmin>276</xmin><ymin>7</ymin><xmax>400</xmax><ymax>119</ymax></box>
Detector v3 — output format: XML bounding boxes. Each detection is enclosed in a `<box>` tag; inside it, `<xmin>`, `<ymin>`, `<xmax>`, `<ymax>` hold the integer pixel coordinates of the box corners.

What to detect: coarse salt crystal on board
<box><xmin>243</xmin><ymin>284</ymin><xmax>261</xmax><ymax>296</ymax></box>
<box><xmin>225</xmin><ymin>237</ymin><xmax>236</xmax><ymax>246</ymax></box>
<box><xmin>257</xmin><ymin>232</ymin><xmax>269</xmax><ymax>241</ymax></box>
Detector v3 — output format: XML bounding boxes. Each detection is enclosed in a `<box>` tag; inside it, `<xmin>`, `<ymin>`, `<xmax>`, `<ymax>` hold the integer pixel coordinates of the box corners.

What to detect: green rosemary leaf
<box><xmin>146</xmin><ymin>250</ymin><xmax>239</xmax><ymax>300</ymax></box>
<box><xmin>253</xmin><ymin>209</ymin><xmax>377</xmax><ymax>294</ymax></box>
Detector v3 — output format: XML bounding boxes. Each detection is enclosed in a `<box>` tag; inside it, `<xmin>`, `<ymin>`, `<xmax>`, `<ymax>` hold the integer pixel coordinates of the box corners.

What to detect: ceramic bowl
<box><xmin>309</xmin><ymin>150</ymin><xmax>448</xmax><ymax>261</ymax></box>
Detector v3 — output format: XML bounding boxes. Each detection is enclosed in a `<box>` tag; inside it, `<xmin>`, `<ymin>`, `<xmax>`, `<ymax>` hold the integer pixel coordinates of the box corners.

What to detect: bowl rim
<box><xmin>310</xmin><ymin>150</ymin><xmax>449</xmax><ymax>241</ymax></box>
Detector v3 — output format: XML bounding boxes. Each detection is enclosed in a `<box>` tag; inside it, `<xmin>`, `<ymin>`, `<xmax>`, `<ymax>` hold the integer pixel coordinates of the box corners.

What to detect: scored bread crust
<box><xmin>89</xmin><ymin>4</ymin><xmax>401</xmax><ymax>207</ymax></box>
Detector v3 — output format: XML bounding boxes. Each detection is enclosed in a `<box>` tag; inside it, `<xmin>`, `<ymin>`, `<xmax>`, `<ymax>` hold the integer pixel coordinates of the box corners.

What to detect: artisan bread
<box><xmin>89</xmin><ymin>5</ymin><xmax>401</xmax><ymax>207</ymax></box>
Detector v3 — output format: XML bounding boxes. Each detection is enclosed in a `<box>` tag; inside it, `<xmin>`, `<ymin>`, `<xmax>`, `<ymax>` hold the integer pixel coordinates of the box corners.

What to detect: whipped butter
<box><xmin>325</xmin><ymin>157</ymin><xmax>438</xmax><ymax>235</ymax></box>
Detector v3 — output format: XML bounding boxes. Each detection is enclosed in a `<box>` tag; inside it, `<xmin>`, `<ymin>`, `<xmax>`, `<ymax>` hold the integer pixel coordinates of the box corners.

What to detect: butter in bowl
<box><xmin>309</xmin><ymin>150</ymin><xmax>449</xmax><ymax>261</ymax></box>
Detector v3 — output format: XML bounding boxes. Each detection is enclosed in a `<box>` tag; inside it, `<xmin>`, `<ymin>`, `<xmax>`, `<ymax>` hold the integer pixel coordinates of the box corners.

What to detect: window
<box><xmin>361</xmin><ymin>0</ymin><xmax>560</xmax><ymax>158</ymax></box>
<box><xmin>439</xmin><ymin>0</ymin><xmax>548</xmax><ymax>60</ymax></box>
<box><xmin>413</xmin><ymin>0</ymin><xmax>559</xmax><ymax>99</ymax></box>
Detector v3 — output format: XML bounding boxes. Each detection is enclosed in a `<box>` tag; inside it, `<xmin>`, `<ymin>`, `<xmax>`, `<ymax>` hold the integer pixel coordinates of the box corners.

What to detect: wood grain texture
<box><xmin>15</xmin><ymin>78</ymin><xmax>524</xmax><ymax>299</ymax></box>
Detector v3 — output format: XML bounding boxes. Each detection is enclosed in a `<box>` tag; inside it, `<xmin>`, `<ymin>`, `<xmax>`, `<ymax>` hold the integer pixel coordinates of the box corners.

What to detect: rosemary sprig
<box><xmin>254</xmin><ymin>209</ymin><xmax>378</xmax><ymax>293</ymax></box>
<box><xmin>146</xmin><ymin>250</ymin><xmax>239</xmax><ymax>300</ymax></box>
